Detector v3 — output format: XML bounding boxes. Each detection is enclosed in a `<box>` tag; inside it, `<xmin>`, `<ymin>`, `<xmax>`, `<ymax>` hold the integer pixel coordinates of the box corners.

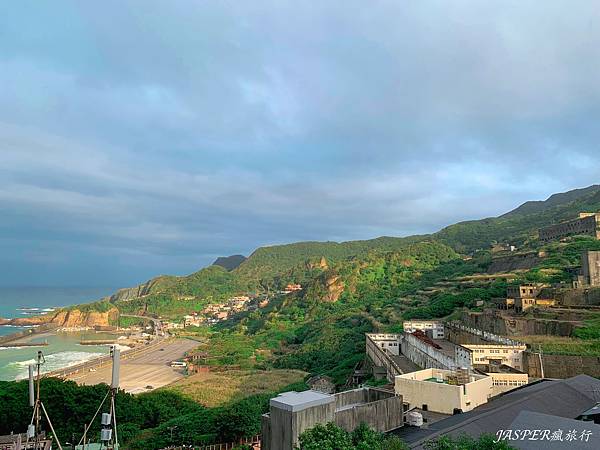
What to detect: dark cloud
<box><xmin>1</xmin><ymin>1</ymin><xmax>599</xmax><ymax>286</ymax></box>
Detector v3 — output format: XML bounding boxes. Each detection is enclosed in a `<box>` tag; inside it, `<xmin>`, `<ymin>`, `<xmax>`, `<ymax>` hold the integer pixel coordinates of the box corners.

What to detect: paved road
<box><xmin>67</xmin><ymin>338</ymin><xmax>199</xmax><ymax>393</ymax></box>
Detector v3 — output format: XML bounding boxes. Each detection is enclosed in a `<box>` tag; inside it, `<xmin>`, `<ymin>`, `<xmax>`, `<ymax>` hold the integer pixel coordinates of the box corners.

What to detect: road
<box><xmin>66</xmin><ymin>338</ymin><xmax>199</xmax><ymax>394</ymax></box>
<box><xmin>120</xmin><ymin>314</ymin><xmax>163</xmax><ymax>335</ymax></box>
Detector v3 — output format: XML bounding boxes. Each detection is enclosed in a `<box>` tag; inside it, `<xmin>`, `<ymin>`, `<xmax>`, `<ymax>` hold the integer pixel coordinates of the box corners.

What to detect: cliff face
<box><xmin>1</xmin><ymin>307</ymin><xmax>119</xmax><ymax>328</ymax></box>
<box><xmin>106</xmin><ymin>279</ymin><xmax>164</xmax><ymax>302</ymax></box>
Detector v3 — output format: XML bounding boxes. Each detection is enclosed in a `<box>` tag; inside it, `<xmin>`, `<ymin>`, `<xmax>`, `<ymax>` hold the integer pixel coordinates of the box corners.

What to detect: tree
<box><xmin>297</xmin><ymin>422</ymin><xmax>408</xmax><ymax>450</ymax></box>
<box><xmin>298</xmin><ymin>423</ymin><xmax>353</xmax><ymax>450</ymax></box>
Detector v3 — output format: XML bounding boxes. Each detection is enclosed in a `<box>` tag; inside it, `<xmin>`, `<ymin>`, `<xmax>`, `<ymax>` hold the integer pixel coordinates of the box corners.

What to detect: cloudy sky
<box><xmin>1</xmin><ymin>1</ymin><xmax>600</xmax><ymax>287</ymax></box>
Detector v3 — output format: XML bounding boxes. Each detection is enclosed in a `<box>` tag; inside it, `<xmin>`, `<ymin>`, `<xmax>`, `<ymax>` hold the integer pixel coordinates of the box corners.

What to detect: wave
<box><xmin>10</xmin><ymin>351</ymin><xmax>105</xmax><ymax>380</ymax></box>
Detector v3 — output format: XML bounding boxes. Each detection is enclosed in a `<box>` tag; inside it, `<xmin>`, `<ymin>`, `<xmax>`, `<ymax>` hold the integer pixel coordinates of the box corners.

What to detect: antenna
<box><xmin>25</xmin><ymin>351</ymin><xmax>64</xmax><ymax>450</ymax></box>
<box><xmin>78</xmin><ymin>345</ymin><xmax>120</xmax><ymax>450</ymax></box>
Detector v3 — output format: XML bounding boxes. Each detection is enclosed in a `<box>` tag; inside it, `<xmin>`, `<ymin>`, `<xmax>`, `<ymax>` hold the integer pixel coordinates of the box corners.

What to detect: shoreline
<box><xmin>1</xmin><ymin>328</ymin><xmax>138</xmax><ymax>382</ymax></box>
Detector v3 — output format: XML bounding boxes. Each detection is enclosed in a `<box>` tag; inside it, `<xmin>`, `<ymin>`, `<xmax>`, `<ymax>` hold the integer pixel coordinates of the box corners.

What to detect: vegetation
<box><xmin>0</xmin><ymin>377</ymin><xmax>306</xmax><ymax>449</ymax></box>
<box><xmin>115</xmin><ymin>265</ymin><xmax>244</xmax><ymax>318</ymax></box>
<box><xmin>435</xmin><ymin>186</ymin><xmax>600</xmax><ymax>253</ymax></box>
<box><xmin>163</xmin><ymin>369</ymin><xmax>307</xmax><ymax>407</ymax></box>
<box><xmin>518</xmin><ymin>335</ymin><xmax>600</xmax><ymax>356</ymax></box>
<box><xmin>298</xmin><ymin>422</ymin><xmax>408</xmax><ymax>450</ymax></box>
<box><xmin>10</xmin><ymin>185</ymin><xmax>600</xmax><ymax>449</ymax></box>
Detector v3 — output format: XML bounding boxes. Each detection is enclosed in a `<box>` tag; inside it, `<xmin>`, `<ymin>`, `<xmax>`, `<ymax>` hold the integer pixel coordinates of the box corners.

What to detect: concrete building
<box><xmin>403</xmin><ymin>320</ymin><xmax>445</xmax><ymax>339</ymax></box>
<box><xmin>367</xmin><ymin>333</ymin><xmax>401</xmax><ymax>356</ymax></box>
<box><xmin>505</xmin><ymin>283</ymin><xmax>556</xmax><ymax>312</ymax></box>
<box><xmin>401</xmin><ymin>331</ymin><xmax>472</xmax><ymax>371</ymax></box>
<box><xmin>474</xmin><ymin>363</ymin><xmax>529</xmax><ymax>396</ymax></box>
<box><xmin>365</xmin><ymin>334</ymin><xmax>420</xmax><ymax>382</ymax></box>
<box><xmin>261</xmin><ymin>388</ymin><xmax>403</xmax><ymax>450</ymax></box>
<box><xmin>582</xmin><ymin>250</ymin><xmax>600</xmax><ymax>287</ymax></box>
<box><xmin>395</xmin><ymin>368</ymin><xmax>493</xmax><ymax>415</ymax></box>
<box><xmin>515</xmin><ymin>296</ymin><xmax>556</xmax><ymax>312</ymax></box>
<box><xmin>539</xmin><ymin>212</ymin><xmax>600</xmax><ymax>242</ymax></box>
<box><xmin>463</xmin><ymin>343</ymin><xmax>527</xmax><ymax>371</ymax></box>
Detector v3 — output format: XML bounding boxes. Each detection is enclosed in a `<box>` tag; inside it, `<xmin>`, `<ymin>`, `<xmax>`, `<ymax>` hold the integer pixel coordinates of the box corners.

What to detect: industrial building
<box><xmin>463</xmin><ymin>343</ymin><xmax>527</xmax><ymax>371</ymax></box>
<box><xmin>395</xmin><ymin>368</ymin><xmax>493</xmax><ymax>415</ymax></box>
<box><xmin>474</xmin><ymin>363</ymin><xmax>529</xmax><ymax>396</ymax></box>
<box><xmin>403</xmin><ymin>320</ymin><xmax>445</xmax><ymax>339</ymax></box>
<box><xmin>401</xmin><ymin>331</ymin><xmax>472</xmax><ymax>371</ymax></box>
<box><xmin>539</xmin><ymin>212</ymin><xmax>600</xmax><ymax>242</ymax></box>
<box><xmin>261</xmin><ymin>387</ymin><xmax>404</xmax><ymax>450</ymax></box>
<box><xmin>504</xmin><ymin>283</ymin><xmax>557</xmax><ymax>312</ymax></box>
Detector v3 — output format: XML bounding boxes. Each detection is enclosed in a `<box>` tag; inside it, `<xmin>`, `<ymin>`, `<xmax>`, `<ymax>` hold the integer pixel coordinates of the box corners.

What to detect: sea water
<box><xmin>0</xmin><ymin>286</ymin><xmax>118</xmax><ymax>381</ymax></box>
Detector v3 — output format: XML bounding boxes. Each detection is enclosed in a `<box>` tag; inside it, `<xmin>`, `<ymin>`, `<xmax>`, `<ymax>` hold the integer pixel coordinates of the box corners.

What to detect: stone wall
<box><xmin>460</xmin><ymin>311</ymin><xmax>577</xmax><ymax>337</ymax></box>
<box><xmin>446</xmin><ymin>322</ymin><xmax>524</xmax><ymax>346</ymax></box>
<box><xmin>539</xmin><ymin>214</ymin><xmax>600</xmax><ymax>242</ymax></box>
<box><xmin>487</xmin><ymin>252</ymin><xmax>542</xmax><ymax>274</ymax></box>
<box><xmin>523</xmin><ymin>351</ymin><xmax>600</xmax><ymax>378</ymax></box>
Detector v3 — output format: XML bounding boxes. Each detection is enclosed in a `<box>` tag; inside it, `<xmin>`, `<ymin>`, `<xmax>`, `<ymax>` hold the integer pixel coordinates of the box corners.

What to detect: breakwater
<box><xmin>0</xmin><ymin>324</ymin><xmax>57</xmax><ymax>346</ymax></box>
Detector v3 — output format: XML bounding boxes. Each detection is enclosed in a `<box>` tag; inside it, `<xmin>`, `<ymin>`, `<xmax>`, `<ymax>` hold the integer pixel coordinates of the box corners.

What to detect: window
<box><xmin>422</xmin><ymin>404</ymin><xmax>428</xmax><ymax>411</ymax></box>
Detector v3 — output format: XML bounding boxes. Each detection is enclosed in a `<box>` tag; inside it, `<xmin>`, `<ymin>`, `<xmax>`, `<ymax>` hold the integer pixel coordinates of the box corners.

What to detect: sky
<box><xmin>1</xmin><ymin>1</ymin><xmax>600</xmax><ymax>287</ymax></box>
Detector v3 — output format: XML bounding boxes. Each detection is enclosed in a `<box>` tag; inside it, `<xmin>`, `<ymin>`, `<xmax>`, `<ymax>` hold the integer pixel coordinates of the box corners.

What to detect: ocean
<box><xmin>0</xmin><ymin>286</ymin><xmax>119</xmax><ymax>381</ymax></box>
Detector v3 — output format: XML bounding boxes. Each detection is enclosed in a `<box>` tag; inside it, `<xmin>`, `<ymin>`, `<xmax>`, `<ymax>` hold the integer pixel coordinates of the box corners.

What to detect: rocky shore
<box><xmin>0</xmin><ymin>306</ymin><xmax>119</xmax><ymax>328</ymax></box>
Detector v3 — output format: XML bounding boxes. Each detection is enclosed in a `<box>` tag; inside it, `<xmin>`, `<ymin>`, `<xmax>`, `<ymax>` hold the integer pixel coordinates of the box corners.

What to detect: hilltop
<box><xmin>14</xmin><ymin>184</ymin><xmax>600</xmax><ymax>332</ymax></box>
<box><xmin>212</xmin><ymin>254</ymin><xmax>247</xmax><ymax>271</ymax></box>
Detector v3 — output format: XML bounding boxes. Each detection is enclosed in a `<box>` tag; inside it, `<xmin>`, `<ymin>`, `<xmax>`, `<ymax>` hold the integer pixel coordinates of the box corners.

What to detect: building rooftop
<box><xmin>392</xmin><ymin>374</ymin><xmax>600</xmax><ymax>449</ymax></box>
<box><xmin>270</xmin><ymin>390</ymin><xmax>334</xmax><ymax>412</ymax></box>
<box><xmin>507</xmin><ymin>411</ymin><xmax>600</xmax><ymax>449</ymax></box>
<box><xmin>579</xmin><ymin>403</ymin><xmax>600</xmax><ymax>418</ymax></box>
<box><xmin>474</xmin><ymin>363</ymin><xmax>525</xmax><ymax>374</ymax></box>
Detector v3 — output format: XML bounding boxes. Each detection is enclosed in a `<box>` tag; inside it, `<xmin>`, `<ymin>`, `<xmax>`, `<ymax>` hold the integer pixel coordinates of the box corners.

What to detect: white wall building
<box><xmin>403</xmin><ymin>320</ymin><xmax>445</xmax><ymax>339</ymax></box>
<box><xmin>395</xmin><ymin>368</ymin><xmax>493</xmax><ymax>414</ymax></box>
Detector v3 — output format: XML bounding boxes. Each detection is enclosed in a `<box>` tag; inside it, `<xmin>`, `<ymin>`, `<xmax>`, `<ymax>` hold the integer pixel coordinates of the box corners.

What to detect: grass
<box><xmin>519</xmin><ymin>335</ymin><xmax>600</xmax><ymax>356</ymax></box>
<box><xmin>162</xmin><ymin>368</ymin><xmax>307</xmax><ymax>407</ymax></box>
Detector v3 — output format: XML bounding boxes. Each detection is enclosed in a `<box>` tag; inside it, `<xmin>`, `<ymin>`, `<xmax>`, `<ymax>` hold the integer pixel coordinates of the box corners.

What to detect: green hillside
<box><xmin>98</xmin><ymin>184</ymin><xmax>600</xmax><ymax>322</ymax></box>
<box><xmin>434</xmin><ymin>186</ymin><xmax>600</xmax><ymax>253</ymax></box>
<box><xmin>233</xmin><ymin>235</ymin><xmax>427</xmax><ymax>286</ymax></box>
<box><xmin>114</xmin><ymin>265</ymin><xmax>244</xmax><ymax>317</ymax></box>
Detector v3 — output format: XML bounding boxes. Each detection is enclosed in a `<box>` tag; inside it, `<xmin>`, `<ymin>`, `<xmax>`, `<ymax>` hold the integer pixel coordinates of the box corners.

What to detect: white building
<box><xmin>462</xmin><ymin>344</ymin><xmax>527</xmax><ymax>371</ymax></box>
<box><xmin>403</xmin><ymin>320</ymin><xmax>445</xmax><ymax>339</ymax></box>
<box><xmin>395</xmin><ymin>368</ymin><xmax>493</xmax><ymax>414</ymax></box>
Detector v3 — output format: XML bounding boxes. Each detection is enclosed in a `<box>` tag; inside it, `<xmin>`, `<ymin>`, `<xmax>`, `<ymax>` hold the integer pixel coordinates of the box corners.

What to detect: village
<box><xmin>163</xmin><ymin>283</ymin><xmax>303</xmax><ymax>329</ymax></box>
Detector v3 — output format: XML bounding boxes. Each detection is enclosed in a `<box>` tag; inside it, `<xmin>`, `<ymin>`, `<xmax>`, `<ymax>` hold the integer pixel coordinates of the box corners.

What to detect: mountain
<box><xmin>233</xmin><ymin>235</ymin><xmax>427</xmax><ymax>286</ymax></box>
<box><xmin>434</xmin><ymin>185</ymin><xmax>600</xmax><ymax>253</ymax></box>
<box><xmin>32</xmin><ymin>184</ymin><xmax>600</xmax><ymax>322</ymax></box>
<box><xmin>503</xmin><ymin>185</ymin><xmax>600</xmax><ymax>217</ymax></box>
<box><xmin>212</xmin><ymin>254</ymin><xmax>247</xmax><ymax>271</ymax></box>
